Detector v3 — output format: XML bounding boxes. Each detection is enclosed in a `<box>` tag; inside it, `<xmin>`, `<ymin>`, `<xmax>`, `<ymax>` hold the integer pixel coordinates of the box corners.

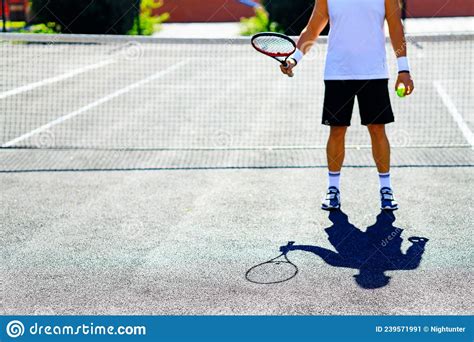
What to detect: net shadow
<box><xmin>0</xmin><ymin>147</ymin><xmax>472</xmax><ymax>172</ymax></box>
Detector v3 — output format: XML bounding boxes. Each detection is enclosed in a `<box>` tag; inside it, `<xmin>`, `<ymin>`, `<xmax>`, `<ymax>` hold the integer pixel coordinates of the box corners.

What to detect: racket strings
<box><xmin>245</xmin><ymin>254</ymin><xmax>299</xmax><ymax>284</ymax></box>
<box><xmin>252</xmin><ymin>36</ymin><xmax>295</xmax><ymax>56</ymax></box>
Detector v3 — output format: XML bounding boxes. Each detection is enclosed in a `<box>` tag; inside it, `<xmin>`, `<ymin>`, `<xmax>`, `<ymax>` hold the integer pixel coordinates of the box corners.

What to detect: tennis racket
<box><xmin>251</xmin><ymin>32</ymin><xmax>297</xmax><ymax>77</ymax></box>
<box><xmin>245</xmin><ymin>241</ymin><xmax>298</xmax><ymax>284</ymax></box>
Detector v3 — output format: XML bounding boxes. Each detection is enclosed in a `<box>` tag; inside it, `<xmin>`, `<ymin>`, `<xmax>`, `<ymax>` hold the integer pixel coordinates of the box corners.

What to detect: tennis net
<box><xmin>0</xmin><ymin>33</ymin><xmax>473</xmax><ymax>153</ymax></box>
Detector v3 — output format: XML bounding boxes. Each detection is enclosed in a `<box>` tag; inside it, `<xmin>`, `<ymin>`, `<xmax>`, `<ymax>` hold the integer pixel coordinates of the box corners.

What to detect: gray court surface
<box><xmin>0</xmin><ymin>33</ymin><xmax>473</xmax><ymax>315</ymax></box>
<box><xmin>1</xmin><ymin>167</ymin><xmax>473</xmax><ymax>315</ymax></box>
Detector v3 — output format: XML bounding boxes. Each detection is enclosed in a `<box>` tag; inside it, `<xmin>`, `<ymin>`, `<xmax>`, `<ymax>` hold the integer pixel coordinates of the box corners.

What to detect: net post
<box><xmin>1</xmin><ymin>0</ymin><xmax>6</xmax><ymax>33</ymax></box>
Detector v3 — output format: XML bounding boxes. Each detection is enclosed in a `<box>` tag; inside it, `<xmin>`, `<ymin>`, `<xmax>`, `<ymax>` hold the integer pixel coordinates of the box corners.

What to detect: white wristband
<box><xmin>290</xmin><ymin>48</ymin><xmax>304</xmax><ymax>65</ymax></box>
<box><xmin>397</xmin><ymin>56</ymin><xmax>410</xmax><ymax>73</ymax></box>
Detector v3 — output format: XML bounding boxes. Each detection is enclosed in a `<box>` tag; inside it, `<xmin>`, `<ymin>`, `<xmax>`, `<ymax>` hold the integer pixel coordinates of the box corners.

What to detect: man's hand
<box><xmin>280</xmin><ymin>58</ymin><xmax>296</xmax><ymax>77</ymax></box>
<box><xmin>279</xmin><ymin>241</ymin><xmax>296</xmax><ymax>254</ymax></box>
<box><xmin>395</xmin><ymin>72</ymin><xmax>414</xmax><ymax>96</ymax></box>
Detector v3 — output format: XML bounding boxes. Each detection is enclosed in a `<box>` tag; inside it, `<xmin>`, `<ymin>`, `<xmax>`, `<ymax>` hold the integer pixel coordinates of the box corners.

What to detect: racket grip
<box><xmin>282</xmin><ymin>60</ymin><xmax>294</xmax><ymax>77</ymax></box>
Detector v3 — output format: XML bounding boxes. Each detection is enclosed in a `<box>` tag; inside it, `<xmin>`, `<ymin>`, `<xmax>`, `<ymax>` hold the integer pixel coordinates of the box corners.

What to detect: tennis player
<box><xmin>281</xmin><ymin>0</ymin><xmax>414</xmax><ymax>211</ymax></box>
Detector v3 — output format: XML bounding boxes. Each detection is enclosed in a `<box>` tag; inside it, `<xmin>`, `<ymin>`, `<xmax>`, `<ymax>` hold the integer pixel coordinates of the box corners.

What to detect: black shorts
<box><xmin>322</xmin><ymin>79</ymin><xmax>394</xmax><ymax>126</ymax></box>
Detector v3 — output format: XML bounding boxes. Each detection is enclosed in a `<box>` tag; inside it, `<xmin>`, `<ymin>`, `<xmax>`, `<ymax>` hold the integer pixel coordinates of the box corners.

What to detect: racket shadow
<box><xmin>245</xmin><ymin>242</ymin><xmax>299</xmax><ymax>285</ymax></box>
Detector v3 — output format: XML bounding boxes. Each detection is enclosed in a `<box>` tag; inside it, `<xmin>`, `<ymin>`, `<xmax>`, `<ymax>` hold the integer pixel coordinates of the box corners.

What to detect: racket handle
<box><xmin>282</xmin><ymin>61</ymin><xmax>294</xmax><ymax>78</ymax></box>
<box><xmin>287</xmin><ymin>241</ymin><xmax>295</xmax><ymax>246</ymax></box>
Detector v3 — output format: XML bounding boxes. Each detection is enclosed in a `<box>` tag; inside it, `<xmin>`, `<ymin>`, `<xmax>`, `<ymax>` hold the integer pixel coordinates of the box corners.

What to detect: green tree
<box><xmin>129</xmin><ymin>0</ymin><xmax>169</xmax><ymax>36</ymax></box>
<box><xmin>240</xmin><ymin>7</ymin><xmax>281</xmax><ymax>36</ymax></box>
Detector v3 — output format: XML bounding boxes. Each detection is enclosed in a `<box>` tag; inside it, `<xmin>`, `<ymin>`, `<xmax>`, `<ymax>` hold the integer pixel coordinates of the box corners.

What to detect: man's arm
<box><xmin>281</xmin><ymin>244</ymin><xmax>350</xmax><ymax>267</ymax></box>
<box><xmin>386</xmin><ymin>0</ymin><xmax>415</xmax><ymax>95</ymax></box>
<box><xmin>280</xmin><ymin>0</ymin><xmax>329</xmax><ymax>76</ymax></box>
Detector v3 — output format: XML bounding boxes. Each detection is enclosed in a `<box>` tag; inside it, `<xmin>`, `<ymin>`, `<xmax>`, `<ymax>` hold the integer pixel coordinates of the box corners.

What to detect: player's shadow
<box><xmin>283</xmin><ymin>210</ymin><xmax>429</xmax><ymax>289</ymax></box>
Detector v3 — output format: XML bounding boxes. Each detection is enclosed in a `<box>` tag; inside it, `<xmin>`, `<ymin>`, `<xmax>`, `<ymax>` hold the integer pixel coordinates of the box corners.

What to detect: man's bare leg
<box><xmin>368</xmin><ymin>124</ymin><xmax>390</xmax><ymax>174</ymax></box>
<box><xmin>327</xmin><ymin>126</ymin><xmax>348</xmax><ymax>173</ymax></box>
<box><xmin>368</xmin><ymin>124</ymin><xmax>398</xmax><ymax>210</ymax></box>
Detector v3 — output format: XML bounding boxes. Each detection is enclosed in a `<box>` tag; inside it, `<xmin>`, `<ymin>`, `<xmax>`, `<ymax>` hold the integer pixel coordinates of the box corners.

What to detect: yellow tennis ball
<box><xmin>397</xmin><ymin>84</ymin><xmax>406</xmax><ymax>98</ymax></box>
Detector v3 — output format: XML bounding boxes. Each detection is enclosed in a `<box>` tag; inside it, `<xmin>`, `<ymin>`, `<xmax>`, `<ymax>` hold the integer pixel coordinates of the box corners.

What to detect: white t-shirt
<box><xmin>325</xmin><ymin>0</ymin><xmax>389</xmax><ymax>80</ymax></box>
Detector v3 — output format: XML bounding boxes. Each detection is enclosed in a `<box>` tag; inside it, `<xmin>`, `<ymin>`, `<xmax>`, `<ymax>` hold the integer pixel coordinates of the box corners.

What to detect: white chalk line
<box><xmin>0</xmin><ymin>59</ymin><xmax>116</xmax><ymax>100</ymax></box>
<box><xmin>2</xmin><ymin>59</ymin><xmax>190</xmax><ymax>148</ymax></box>
<box><xmin>433</xmin><ymin>81</ymin><xmax>473</xmax><ymax>148</ymax></box>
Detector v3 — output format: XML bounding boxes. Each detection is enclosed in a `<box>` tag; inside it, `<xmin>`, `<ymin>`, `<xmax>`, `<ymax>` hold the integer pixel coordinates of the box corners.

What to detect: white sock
<box><xmin>328</xmin><ymin>171</ymin><xmax>341</xmax><ymax>189</ymax></box>
<box><xmin>379</xmin><ymin>172</ymin><xmax>392</xmax><ymax>190</ymax></box>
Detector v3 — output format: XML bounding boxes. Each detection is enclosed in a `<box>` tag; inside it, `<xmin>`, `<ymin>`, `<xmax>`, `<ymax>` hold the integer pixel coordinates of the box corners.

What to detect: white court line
<box><xmin>433</xmin><ymin>81</ymin><xmax>473</xmax><ymax>148</ymax></box>
<box><xmin>0</xmin><ymin>59</ymin><xmax>116</xmax><ymax>100</ymax></box>
<box><xmin>2</xmin><ymin>59</ymin><xmax>190</xmax><ymax>148</ymax></box>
